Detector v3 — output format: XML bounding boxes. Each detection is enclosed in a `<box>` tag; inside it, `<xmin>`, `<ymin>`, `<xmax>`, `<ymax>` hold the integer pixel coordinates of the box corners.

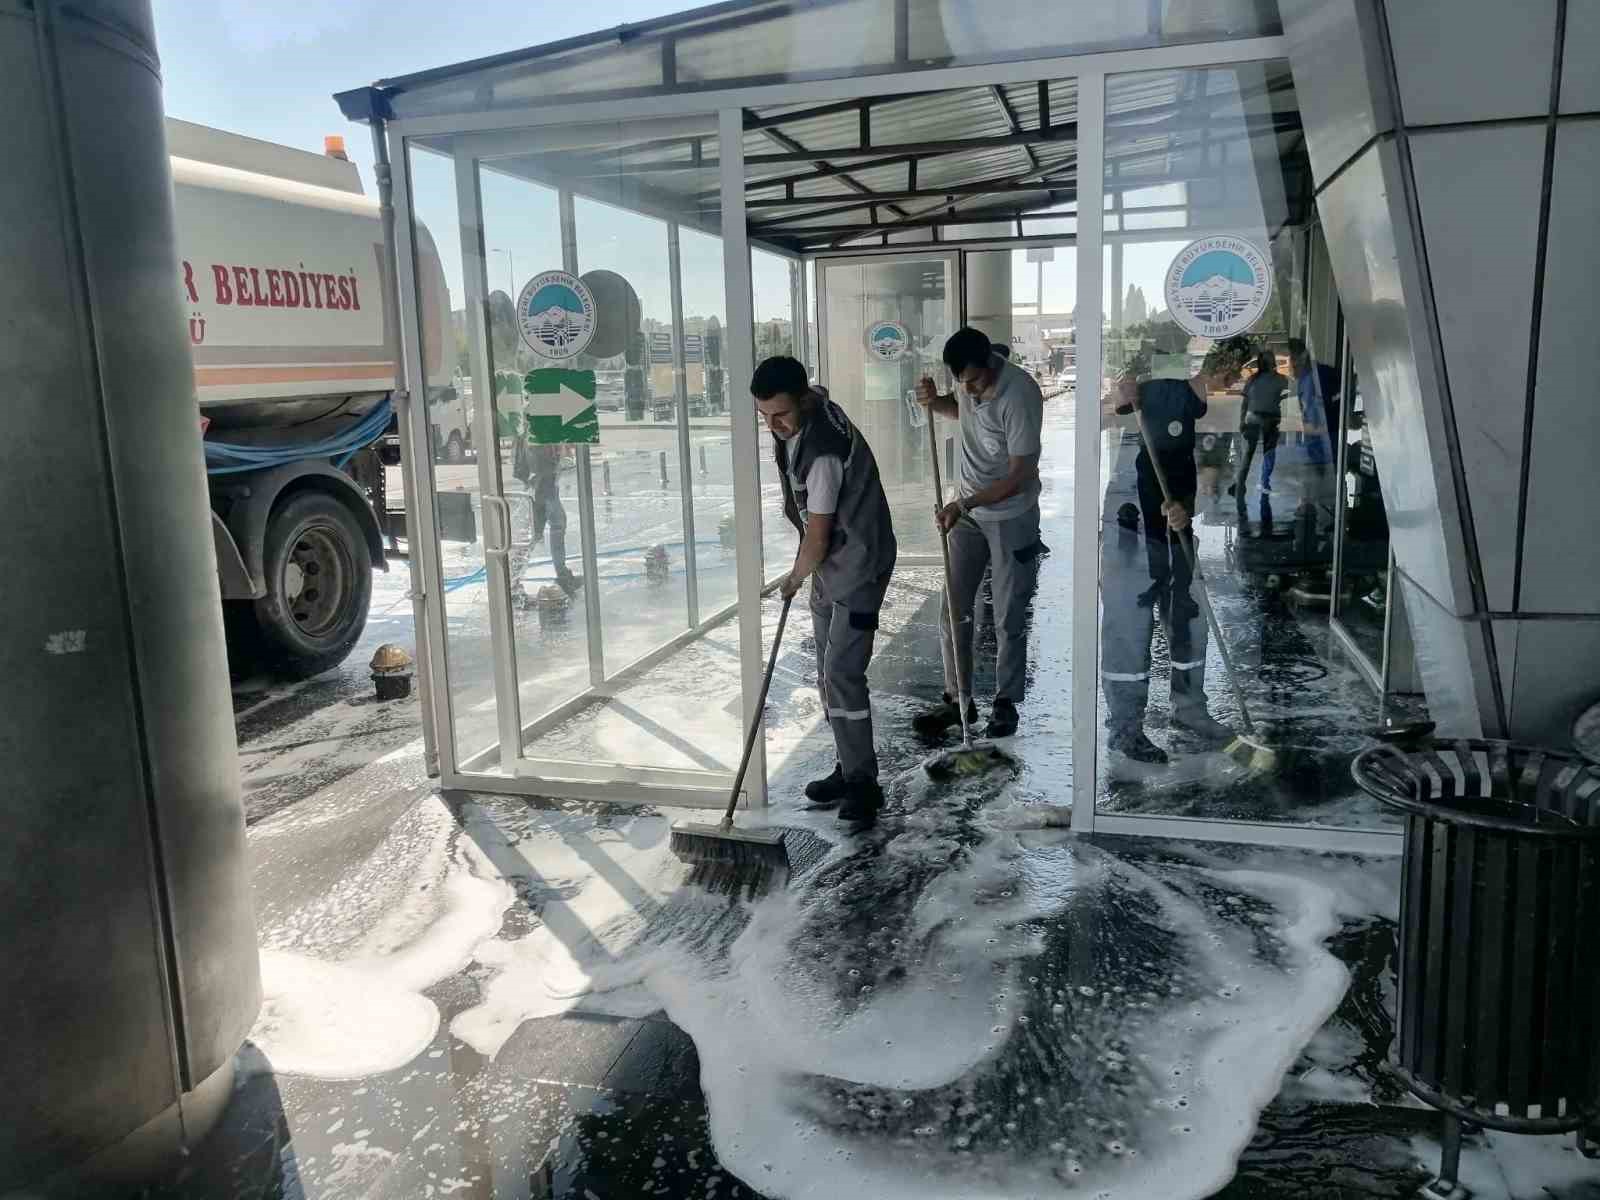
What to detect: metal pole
<box><xmin>1071</xmin><ymin>69</ymin><xmax>1107</xmax><ymax>835</ymax></box>
<box><xmin>560</xmin><ymin>189</ymin><xmax>605</xmax><ymax>686</ymax></box>
<box><xmin>720</xmin><ymin>106</ymin><xmax>769</xmax><ymax>811</ymax></box>
<box><xmin>371</xmin><ymin>117</ymin><xmax>440</xmax><ymax>778</ymax></box>
<box><xmin>667</xmin><ymin>222</ymin><xmax>699</xmax><ymax>627</ymax></box>
<box><xmin>4</xmin><ymin>1</ymin><xmax>258</xmax><ymax>1181</ymax></box>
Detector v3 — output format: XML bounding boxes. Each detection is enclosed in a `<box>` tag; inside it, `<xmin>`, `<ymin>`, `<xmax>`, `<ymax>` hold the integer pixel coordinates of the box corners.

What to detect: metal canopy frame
<box><xmin>373</xmin><ymin>28</ymin><xmax>1400</xmax><ymax>856</ymax></box>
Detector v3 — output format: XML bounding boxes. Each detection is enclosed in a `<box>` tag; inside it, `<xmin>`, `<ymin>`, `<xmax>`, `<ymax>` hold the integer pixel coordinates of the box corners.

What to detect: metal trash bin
<box><xmin>1353</xmin><ymin>738</ymin><xmax>1600</xmax><ymax>1199</ymax></box>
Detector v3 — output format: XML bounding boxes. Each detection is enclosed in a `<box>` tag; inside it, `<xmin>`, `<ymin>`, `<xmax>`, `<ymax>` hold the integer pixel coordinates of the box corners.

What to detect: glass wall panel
<box><xmin>677</xmin><ymin>226</ymin><xmax>742</xmax><ymax>618</ymax></box>
<box><xmin>817</xmin><ymin>255</ymin><xmax>957</xmax><ymax>559</ymax></box>
<box><xmin>752</xmin><ymin>247</ymin><xmax>803</xmax><ymax>580</ymax></box>
<box><xmin>1330</xmin><ymin>359</ymin><xmax>1388</xmax><ymax>670</ymax></box>
<box><xmin>1094</xmin><ymin>63</ymin><xmax>1401</xmax><ymax>831</ymax></box>
<box><xmin>408</xmin><ymin>116</ymin><xmax>745</xmax><ymax>793</ymax></box>
<box><xmin>406</xmin><ymin>145</ymin><xmax>498</xmax><ymax>765</ymax></box>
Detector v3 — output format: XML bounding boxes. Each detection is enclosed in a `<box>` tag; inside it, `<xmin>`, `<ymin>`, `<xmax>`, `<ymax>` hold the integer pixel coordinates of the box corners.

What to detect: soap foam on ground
<box><xmin>477</xmin><ymin>768</ymin><xmax>1362</xmax><ymax>1200</ymax></box>
<box><xmin>252</xmin><ymin>795</ymin><xmax>513</xmax><ymax>1079</ymax></box>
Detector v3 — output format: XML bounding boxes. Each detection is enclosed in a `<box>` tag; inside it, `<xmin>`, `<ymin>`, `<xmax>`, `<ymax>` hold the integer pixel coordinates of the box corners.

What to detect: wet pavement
<box><xmin>189</xmin><ymin>410</ymin><xmax>1600</xmax><ymax>1199</ymax></box>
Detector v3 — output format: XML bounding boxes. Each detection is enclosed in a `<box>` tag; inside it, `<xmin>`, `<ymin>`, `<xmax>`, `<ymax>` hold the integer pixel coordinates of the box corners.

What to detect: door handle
<box><xmin>481</xmin><ymin>495</ymin><xmax>512</xmax><ymax>558</ymax></box>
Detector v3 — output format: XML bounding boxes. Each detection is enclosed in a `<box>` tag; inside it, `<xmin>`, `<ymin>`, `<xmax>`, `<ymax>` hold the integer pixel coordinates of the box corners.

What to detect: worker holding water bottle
<box><xmin>913</xmin><ymin>327</ymin><xmax>1047</xmax><ymax>743</ymax></box>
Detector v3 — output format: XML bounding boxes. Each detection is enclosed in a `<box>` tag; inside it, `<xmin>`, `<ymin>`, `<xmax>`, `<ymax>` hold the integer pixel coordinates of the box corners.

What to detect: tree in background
<box><xmin>486</xmin><ymin>290</ymin><xmax>519</xmax><ymax>370</ymax></box>
<box><xmin>1123</xmin><ymin>284</ymin><xmax>1149</xmax><ymax>327</ymax></box>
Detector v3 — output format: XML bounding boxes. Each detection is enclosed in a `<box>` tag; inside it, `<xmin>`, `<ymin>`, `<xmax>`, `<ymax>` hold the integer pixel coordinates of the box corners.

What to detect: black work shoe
<box><xmin>1171</xmin><ymin>708</ymin><xmax>1235</xmax><ymax>747</ymax></box>
<box><xmin>556</xmin><ymin>571</ymin><xmax>583</xmax><ymax>596</ymax></box>
<box><xmin>1109</xmin><ymin>726</ymin><xmax>1168</xmax><ymax>764</ymax></box>
<box><xmin>912</xmin><ymin>694</ymin><xmax>978</xmax><ymax>738</ymax></box>
<box><xmin>985</xmin><ymin>698</ymin><xmax>1019</xmax><ymax>738</ymax></box>
<box><xmin>803</xmin><ymin>764</ymin><xmax>848</xmax><ymax>809</ymax></box>
<box><xmin>837</xmin><ymin>779</ymin><xmax>883</xmax><ymax>827</ymax></box>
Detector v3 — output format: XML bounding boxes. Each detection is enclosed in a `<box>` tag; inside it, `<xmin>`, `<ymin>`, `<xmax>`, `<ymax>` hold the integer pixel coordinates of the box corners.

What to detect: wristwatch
<box><xmin>957</xmin><ymin>496</ymin><xmax>974</xmax><ymax>516</ymax></box>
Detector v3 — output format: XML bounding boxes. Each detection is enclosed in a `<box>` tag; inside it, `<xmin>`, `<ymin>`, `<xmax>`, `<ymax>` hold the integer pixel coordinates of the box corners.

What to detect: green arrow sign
<box><xmin>522</xmin><ymin>368</ymin><xmax>599</xmax><ymax>445</ymax></box>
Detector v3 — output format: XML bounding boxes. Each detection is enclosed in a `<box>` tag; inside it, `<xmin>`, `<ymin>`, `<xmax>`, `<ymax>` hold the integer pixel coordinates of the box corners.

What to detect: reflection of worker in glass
<box><xmin>913</xmin><ymin>328</ymin><xmax>1046</xmax><ymax>742</ymax></box>
<box><xmin>754</xmin><ymin>356</ymin><xmax>897</xmax><ymax>828</ymax></box>
<box><xmin>1287</xmin><ymin>337</ymin><xmax>1341</xmax><ymax>501</ymax></box>
<box><xmin>1230</xmin><ymin>349</ymin><xmax>1287</xmax><ymax>502</ymax></box>
<box><xmin>1100</xmin><ymin>348</ymin><xmax>1240</xmax><ymax>763</ymax></box>
<box><xmin>510</xmin><ymin>434</ymin><xmax>581</xmax><ymax>608</ymax></box>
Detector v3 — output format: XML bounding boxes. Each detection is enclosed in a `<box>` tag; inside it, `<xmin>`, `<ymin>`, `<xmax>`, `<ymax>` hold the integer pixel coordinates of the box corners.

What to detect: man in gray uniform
<box><xmin>753</xmin><ymin>356</ymin><xmax>898</xmax><ymax>827</ymax></box>
<box><xmin>914</xmin><ymin>327</ymin><xmax>1046</xmax><ymax>740</ymax></box>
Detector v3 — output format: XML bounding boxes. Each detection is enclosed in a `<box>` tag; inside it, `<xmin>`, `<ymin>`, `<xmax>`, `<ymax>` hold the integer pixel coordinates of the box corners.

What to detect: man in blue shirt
<box><xmin>1287</xmin><ymin>337</ymin><xmax>1340</xmax><ymax>491</ymax></box>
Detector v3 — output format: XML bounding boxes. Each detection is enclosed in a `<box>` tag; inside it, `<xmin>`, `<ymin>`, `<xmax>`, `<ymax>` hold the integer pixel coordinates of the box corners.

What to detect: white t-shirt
<box><xmin>959</xmin><ymin>353</ymin><xmax>1044</xmax><ymax>521</ymax></box>
<box><xmin>803</xmin><ymin>455</ymin><xmax>844</xmax><ymax>517</ymax></box>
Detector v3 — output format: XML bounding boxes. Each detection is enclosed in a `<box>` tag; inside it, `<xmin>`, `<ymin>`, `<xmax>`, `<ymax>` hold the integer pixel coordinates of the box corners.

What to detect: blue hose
<box><xmin>205</xmin><ymin>398</ymin><xmax>393</xmax><ymax>476</ymax></box>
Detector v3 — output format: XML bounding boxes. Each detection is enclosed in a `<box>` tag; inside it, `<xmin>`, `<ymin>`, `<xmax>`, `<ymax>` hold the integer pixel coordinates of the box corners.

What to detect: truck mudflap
<box><xmin>212</xmin><ymin>512</ymin><xmax>261</xmax><ymax>599</ymax></box>
<box><xmin>215</xmin><ymin>460</ymin><xmax>388</xmax><ymax>599</ymax></box>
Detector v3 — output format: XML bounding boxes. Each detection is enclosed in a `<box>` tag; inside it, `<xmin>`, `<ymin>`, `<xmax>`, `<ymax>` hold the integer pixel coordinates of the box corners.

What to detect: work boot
<box><xmin>912</xmin><ymin>694</ymin><xmax>978</xmax><ymax>738</ymax></box>
<box><xmin>837</xmin><ymin>778</ymin><xmax>883</xmax><ymax>828</ymax></box>
<box><xmin>1171</xmin><ymin>707</ymin><xmax>1235</xmax><ymax>747</ymax></box>
<box><xmin>803</xmin><ymin>764</ymin><xmax>849</xmax><ymax>809</ymax></box>
<box><xmin>556</xmin><ymin>571</ymin><xmax>583</xmax><ymax>596</ymax></box>
<box><xmin>1109</xmin><ymin>726</ymin><xmax>1168</xmax><ymax>764</ymax></box>
<box><xmin>986</xmin><ymin>698</ymin><xmax>1019</xmax><ymax>738</ymax></box>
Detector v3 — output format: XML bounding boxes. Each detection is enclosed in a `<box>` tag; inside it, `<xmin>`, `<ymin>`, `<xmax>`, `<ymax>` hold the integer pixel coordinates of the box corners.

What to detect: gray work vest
<box><xmin>774</xmin><ymin>392</ymin><xmax>897</xmax><ymax>605</ymax></box>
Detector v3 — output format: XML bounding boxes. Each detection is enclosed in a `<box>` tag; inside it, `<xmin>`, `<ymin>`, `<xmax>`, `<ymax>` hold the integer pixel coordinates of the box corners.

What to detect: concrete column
<box><xmin>962</xmin><ymin>237</ymin><xmax>1013</xmax><ymax>349</ymax></box>
<box><xmin>1283</xmin><ymin>0</ymin><xmax>1600</xmax><ymax>743</ymax></box>
<box><xmin>0</xmin><ymin>1</ymin><xmax>259</xmax><ymax>1191</ymax></box>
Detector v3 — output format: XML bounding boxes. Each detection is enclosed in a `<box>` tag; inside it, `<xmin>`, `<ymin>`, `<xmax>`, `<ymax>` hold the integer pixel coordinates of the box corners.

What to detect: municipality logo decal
<box><xmin>1163</xmin><ymin>237</ymin><xmax>1272</xmax><ymax>338</ymax></box>
<box><xmin>865</xmin><ymin>320</ymin><xmax>911</xmax><ymax>362</ymax></box>
<box><xmin>517</xmin><ymin>270</ymin><xmax>596</xmax><ymax>360</ymax></box>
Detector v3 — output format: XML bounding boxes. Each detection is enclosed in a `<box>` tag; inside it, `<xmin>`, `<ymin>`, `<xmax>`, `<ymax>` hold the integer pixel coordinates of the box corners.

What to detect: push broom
<box><xmin>669</xmin><ymin>596</ymin><xmax>793</xmax><ymax>887</ymax></box>
<box><xmin>1132</xmin><ymin>405</ymin><xmax>1278</xmax><ymax>774</ymax></box>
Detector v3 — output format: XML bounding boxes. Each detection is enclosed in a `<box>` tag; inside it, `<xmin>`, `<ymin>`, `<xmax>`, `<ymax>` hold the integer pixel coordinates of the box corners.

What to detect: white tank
<box><xmin>166</xmin><ymin>118</ymin><xmax>451</xmax><ymax>429</ymax></box>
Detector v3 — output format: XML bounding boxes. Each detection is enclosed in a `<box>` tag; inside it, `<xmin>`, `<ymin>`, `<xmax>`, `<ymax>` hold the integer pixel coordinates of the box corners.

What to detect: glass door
<box><xmin>399</xmin><ymin>112</ymin><xmax>762</xmax><ymax>808</ymax></box>
<box><xmin>815</xmin><ymin>253</ymin><xmax>959</xmax><ymax>561</ymax></box>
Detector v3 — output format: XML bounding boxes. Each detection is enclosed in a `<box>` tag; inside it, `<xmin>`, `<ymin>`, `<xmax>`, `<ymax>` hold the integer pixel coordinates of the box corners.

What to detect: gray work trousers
<box><xmin>810</xmin><ymin>568</ymin><xmax>892</xmax><ymax>782</ymax></box>
<box><xmin>1099</xmin><ymin>447</ymin><xmax>1209</xmax><ymax>731</ymax></box>
<box><xmin>938</xmin><ymin>507</ymin><xmax>1042</xmax><ymax>705</ymax></box>
<box><xmin>508</xmin><ymin>480</ymin><xmax>569</xmax><ymax>593</ymax></box>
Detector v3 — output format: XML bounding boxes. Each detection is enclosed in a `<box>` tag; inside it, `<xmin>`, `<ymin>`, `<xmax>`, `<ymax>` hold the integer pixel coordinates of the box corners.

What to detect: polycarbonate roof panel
<box><xmin>367</xmin><ymin>0</ymin><xmax>1278</xmax><ymax>123</ymax></box>
<box><xmin>675</xmin><ymin>0</ymin><xmax>897</xmax><ymax>86</ymax></box>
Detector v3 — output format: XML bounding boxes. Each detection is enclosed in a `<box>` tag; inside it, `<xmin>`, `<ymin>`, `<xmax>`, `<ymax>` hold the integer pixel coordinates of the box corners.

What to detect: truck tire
<box><xmin>253</xmin><ymin>491</ymin><xmax>372</xmax><ymax>678</ymax></box>
<box><xmin>444</xmin><ymin>431</ymin><xmax>466</xmax><ymax>464</ymax></box>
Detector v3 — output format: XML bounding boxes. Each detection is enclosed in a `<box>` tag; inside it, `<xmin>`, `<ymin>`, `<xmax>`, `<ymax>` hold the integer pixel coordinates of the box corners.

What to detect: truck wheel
<box><xmin>253</xmin><ymin>491</ymin><xmax>372</xmax><ymax>678</ymax></box>
<box><xmin>444</xmin><ymin>431</ymin><xmax>466</xmax><ymax>464</ymax></box>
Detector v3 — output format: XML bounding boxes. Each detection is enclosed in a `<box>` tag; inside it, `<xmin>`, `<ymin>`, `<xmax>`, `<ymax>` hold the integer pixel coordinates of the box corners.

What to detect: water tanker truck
<box><xmin>170</xmin><ymin>119</ymin><xmax>455</xmax><ymax>677</ymax></box>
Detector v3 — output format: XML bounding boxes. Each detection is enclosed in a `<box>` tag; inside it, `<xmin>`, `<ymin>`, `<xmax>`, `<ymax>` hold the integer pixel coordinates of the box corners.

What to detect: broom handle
<box><xmin>928</xmin><ymin>409</ymin><xmax>976</xmax><ymax>750</ymax></box>
<box><xmin>1131</xmin><ymin>406</ymin><xmax>1258</xmax><ymax>735</ymax></box>
<box><xmin>722</xmin><ymin>594</ymin><xmax>792</xmax><ymax>827</ymax></box>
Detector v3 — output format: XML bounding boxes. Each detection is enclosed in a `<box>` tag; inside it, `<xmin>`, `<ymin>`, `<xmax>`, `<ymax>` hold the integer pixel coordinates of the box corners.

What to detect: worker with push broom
<box><xmin>668</xmin><ymin>359</ymin><xmax>896</xmax><ymax>879</ymax></box>
<box><xmin>755</xmin><ymin>356</ymin><xmax>898</xmax><ymax>829</ymax></box>
<box><xmin>913</xmin><ymin>328</ymin><xmax>1047</xmax><ymax>746</ymax></box>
